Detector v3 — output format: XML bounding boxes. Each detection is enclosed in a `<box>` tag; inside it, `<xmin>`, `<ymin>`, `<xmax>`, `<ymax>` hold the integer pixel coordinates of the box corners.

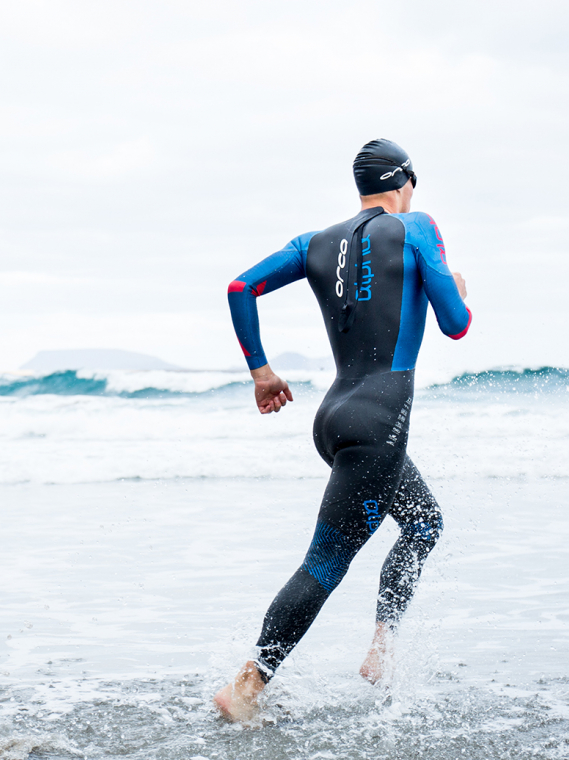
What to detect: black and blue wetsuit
<box><xmin>228</xmin><ymin>209</ymin><xmax>471</xmax><ymax>680</ymax></box>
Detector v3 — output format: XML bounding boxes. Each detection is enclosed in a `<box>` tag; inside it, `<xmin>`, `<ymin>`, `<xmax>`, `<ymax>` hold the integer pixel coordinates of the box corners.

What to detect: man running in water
<box><xmin>214</xmin><ymin>139</ymin><xmax>471</xmax><ymax>722</ymax></box>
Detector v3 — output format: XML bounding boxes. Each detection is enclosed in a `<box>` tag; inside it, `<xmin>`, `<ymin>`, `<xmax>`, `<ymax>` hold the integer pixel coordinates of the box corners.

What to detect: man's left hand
<box><xmin>250</xmin><ymin>364</ymin><xmax>293</xmax><ymax>414</ymax></box>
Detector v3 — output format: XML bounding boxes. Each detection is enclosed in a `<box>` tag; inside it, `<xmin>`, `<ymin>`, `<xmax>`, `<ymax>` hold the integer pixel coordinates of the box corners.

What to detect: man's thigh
<box><xmin>316</xmin><ymin>442</ymin><xmax>408</xmax><ymax>545</ymax></box>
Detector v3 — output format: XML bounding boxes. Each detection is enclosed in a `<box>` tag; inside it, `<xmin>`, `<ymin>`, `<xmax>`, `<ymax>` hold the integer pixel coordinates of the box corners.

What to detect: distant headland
<box><xmin>20</xmin><ymin>349</ymin><xmax>334</xmax><ymax>373</ymax></box>
<box><xmin>21</xmin><ymin>349</ymin><xmax>183</xmax><ymax>372</ymax></box>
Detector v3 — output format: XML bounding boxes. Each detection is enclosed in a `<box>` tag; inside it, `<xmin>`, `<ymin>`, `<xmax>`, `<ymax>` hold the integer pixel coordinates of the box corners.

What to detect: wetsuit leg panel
<box><xmin>255</xmin><ymin>372</ymin><xmax>415</xmax><ymax>678</ymax></box>
<box><xmin>255</xmin><ymin>568</ymin><xmax>329</xmax><ymax>675</ymax></box>
<box><xmin>255</xmin><ymin>444</ymin><xmax>408</xmax><ymax>678</ymax></box>
<box><xmin>317</xmin><ymin>443</ymin><xmax>407</xmax><ymax>542</ymax></box>
<box><xmin>376</xmin><ymin>456</ymin><xmax>443</xmax><ymax>627</ymax></box>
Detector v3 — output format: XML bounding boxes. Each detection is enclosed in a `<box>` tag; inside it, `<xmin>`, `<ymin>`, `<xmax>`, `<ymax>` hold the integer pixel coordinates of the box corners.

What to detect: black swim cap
<box><xmin>353</xmin><ymin>139</ymin><xmax>416</xmax><ymax>196</ymax></box>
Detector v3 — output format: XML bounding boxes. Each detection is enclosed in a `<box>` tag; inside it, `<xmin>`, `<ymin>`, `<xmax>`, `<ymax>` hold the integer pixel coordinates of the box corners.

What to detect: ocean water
<box><xmin>0</xmin><ymin>367</ymin><xmax>568</xmax><ymax>759</ymax></box>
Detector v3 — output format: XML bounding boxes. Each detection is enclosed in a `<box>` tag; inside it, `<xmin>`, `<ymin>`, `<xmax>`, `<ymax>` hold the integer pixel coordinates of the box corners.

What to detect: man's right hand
<box><xmin>250</xmin><ymin>364</ymin><xmax>294</xmax><ymax>414</ymax></box>
<box><xmin>452</xmin><ymin>272</ymin><xmax>467</xmax><ymax>300</ymax></box>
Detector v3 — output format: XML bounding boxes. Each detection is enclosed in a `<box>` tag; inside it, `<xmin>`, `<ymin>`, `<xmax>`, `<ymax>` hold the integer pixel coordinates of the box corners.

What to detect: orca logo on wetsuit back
<box><xmin>335</xmin><ymin>239</ymin><xmax>348</xmax><ymax>297</ymax></box>
<box><xmin>336</xmin><ymin>236</ymin><xmax>375</xmax><ymax>302</ymax></box>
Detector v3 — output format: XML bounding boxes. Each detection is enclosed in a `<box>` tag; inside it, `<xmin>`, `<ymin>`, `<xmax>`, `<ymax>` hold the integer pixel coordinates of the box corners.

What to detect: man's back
<box><xmin>306</xmin><ymin>209</ymin><xmax>471</xmax><ymax>377</ymax></box>
<box><xmin>227</xmin><ymin>208</ymin><xmax>470</xmax><ymax>378</ymax></box>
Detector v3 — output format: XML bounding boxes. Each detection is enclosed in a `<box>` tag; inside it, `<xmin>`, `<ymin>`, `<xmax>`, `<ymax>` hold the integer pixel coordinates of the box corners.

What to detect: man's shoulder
<box><xmin>286</xmin><ymin>230</ymin><xmax>321</xmax><ymax>255</ymax></box>
<box><xmin>309</xmin><ymin>216</ymin><xmax>355</xmax><ymax>238</ymax></box>
<box><xmin>390</xmin><ymin>211</ymin><xmax>433</xmax><ymax>228</ymax></box>
<box><xmin>390</xmin><ymin>211</ymin><xmax>443</xmax><ymax>246</ymax></box>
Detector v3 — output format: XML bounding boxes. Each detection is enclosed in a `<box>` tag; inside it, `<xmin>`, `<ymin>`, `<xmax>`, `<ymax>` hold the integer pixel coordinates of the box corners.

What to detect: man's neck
<box><xmin>360</xmin><ymin>195</ymin><xmax>399</xmax><ymax>214</ymax></box>
<box><xmin>360</xmin><ymin>182</ymin><xmax>413</xmax><ymax>214</ymax></box>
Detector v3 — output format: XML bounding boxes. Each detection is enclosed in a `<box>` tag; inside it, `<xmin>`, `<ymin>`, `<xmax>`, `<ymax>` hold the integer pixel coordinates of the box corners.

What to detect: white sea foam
<box><xmin>0</xmin><ymin>368</ymin><xmax>567</xmax><ymax>485</ymax></box>
<box><xmin>88</xmin><ymin>368</ymin><xmax>253</xmax><ymax>395</ymax></box>
<box><xmin>0</xmin><ymin>735</ymin><xmax>83</xmax><ymax>760</ymax></box>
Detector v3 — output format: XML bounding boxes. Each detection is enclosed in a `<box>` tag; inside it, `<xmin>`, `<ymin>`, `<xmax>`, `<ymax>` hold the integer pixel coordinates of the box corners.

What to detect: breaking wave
<box><xmin>0</xmin><ymin>366</ymin><xmax>567</xmax><ymax>399</ymax></box>
<box><xmin>429</xmin><ymin>366</ymin><xmax>569</xmax><ymax>395</ymax></box>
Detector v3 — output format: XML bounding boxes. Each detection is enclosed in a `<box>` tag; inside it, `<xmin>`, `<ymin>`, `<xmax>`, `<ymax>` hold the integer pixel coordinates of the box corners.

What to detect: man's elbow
<box><xmin>228</xmin><ymin>280</ymin><xmax>247</xmax><ymax>295</ymax></box>
<box><xmin>448</xmin><ymin>307</ymin><xmax>472</xmax><ymax>340</ymax></box>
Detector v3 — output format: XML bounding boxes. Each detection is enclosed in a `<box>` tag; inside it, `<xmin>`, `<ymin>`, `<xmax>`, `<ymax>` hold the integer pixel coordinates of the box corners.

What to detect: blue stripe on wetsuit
<box><xmin>391</xmin><ymin>211</ymin><xmax>472</xmax><ymax>371</ymax></box>
<box><xmin>227</xmin><ymin>214</ymin><xmax>471</xmax><ymax>371</ymax></box>
<box><xmin>227</xmin><ymin>232</ymin><xmax>318</xmax><ymax>370</ymax></box>
<box><xmin>300</xmin><ymin>522</ymin><xmax>356</xmax><ymax>593</ymax></box>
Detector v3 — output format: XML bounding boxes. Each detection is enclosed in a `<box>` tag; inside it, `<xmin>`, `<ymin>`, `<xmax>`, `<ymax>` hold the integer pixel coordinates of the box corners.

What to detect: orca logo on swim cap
<box><xmin>353</xmin><ymin>140</ymin><xmax>416</xmax><ymax>195</ymax></box>
<box><xmin>379</xmin><ymin>159</ymin><xmax>411</xmax><ymax>181</ymax></box>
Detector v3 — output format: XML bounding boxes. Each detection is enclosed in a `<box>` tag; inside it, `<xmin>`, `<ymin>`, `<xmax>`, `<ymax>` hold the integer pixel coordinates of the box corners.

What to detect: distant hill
<box><xmin>271</xmin><ymin>352</ymin><xmax>335</xmax><ymax>372</ymax></box>
<box><xmin>21</xmin><ymin>349</ymin><xmax>183</xmax><ymax>372</ymax></box>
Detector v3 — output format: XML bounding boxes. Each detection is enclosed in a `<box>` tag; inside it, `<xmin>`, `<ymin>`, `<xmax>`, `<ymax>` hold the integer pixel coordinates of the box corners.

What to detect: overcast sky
<box><xmin>0</xmin><ymin>0</ymin><xmax>568</xmax><ymax>373</ymax></box>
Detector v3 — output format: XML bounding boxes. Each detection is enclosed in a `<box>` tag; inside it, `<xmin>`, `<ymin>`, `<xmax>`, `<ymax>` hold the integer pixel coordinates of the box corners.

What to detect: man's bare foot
<box><xmin>213</xmin><ymin>661</ymin><xmax>267</xmax><ymax>723</ymax></box>
<box><xmin>360</xmin><ymin>622</ymin><xmax>393</xmax><ymax>685</ymax></box>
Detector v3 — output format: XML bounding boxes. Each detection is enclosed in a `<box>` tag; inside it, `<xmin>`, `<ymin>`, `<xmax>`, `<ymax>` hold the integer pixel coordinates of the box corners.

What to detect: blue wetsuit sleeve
<box><xmin>227</xmin><ymin>232</ymin><xmax>317</xmax><ymax>370</ymax></box>
<box><xmin>411</xmin><ymin>213</ymin><xmax>472</xmax><ymax>339</ymax></box>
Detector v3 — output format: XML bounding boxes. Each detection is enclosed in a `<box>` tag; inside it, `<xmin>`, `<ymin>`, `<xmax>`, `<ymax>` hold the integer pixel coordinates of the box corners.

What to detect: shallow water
<box><xmin>0</xmin><ymin>369</ymin><xmax>568</xmax><ymax>758</ymax></box>
<box><xmin>3</xmin><ymin>672</ymin><xmax>569</xmax><ymax>760</ymax></box>
<box><xmin>0</xmin><ymin>476</ymin><xmax>568</xmax><ymax>759</ymax></box>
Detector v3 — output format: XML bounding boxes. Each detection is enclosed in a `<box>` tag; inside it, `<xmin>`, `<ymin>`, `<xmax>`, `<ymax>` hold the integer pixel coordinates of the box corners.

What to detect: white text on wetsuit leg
<box><xmin>386</xmin><ymin>397</ymin><xmax>412</xmax><ymax>447</ymax></box>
